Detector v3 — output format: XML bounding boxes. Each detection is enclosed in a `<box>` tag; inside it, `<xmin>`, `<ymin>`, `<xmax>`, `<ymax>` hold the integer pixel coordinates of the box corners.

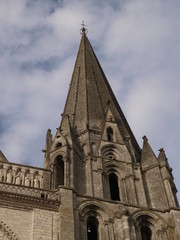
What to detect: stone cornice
<box><xmin>0</xmin><ymin>183</ymin><xmax>60</xmax><ymax>211</ymax></box>
<box><xmin>0</xmin><ymin>190</ymin><xmax>60</xmax><ymax>211</ymax></box>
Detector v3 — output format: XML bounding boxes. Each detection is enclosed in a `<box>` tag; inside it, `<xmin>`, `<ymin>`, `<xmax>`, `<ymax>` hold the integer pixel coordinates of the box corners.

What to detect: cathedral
<box><xmin>0</xmin><ymin>26</ymin><xmax>180</xmax><ymax>240</ymax></box>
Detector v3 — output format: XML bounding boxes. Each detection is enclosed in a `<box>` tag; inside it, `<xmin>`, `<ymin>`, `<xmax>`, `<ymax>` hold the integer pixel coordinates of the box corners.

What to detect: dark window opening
<box><xmin>54</xmin><ymin>155</ymin><xmax>64</xmax><ymax>188</ymax></box>
<box><xmin>56</xmin><ymin>142</ymin><xmax>62</xmax><ymax>148</ymax></box>
<box><xmin>41</xmin><ymin>193</ymin><xmax>48</xmax><ymax>199</ymax></box>
<box><xmin>109</xmin><ymin>173</ymin><xmax>120</xmax><ymax>200</ymax></box>
<box><xmin>87</xmin><ymin>216</ymin><xmax>98</xmax><ymax>240</ymax></box>
<box><xmin>107</xmin><ymin>127</ymin><xmax>113</xmax><ymax>142</ymax></box>
<box><xmin>41</xmin><ymin>193</ymin><xmax>45</xmax><ymax>199</ymax></box>
<box><xmin>141</xmin><ymin>226</ymin><xmax>152</xmax><ymax>240</ymax></box>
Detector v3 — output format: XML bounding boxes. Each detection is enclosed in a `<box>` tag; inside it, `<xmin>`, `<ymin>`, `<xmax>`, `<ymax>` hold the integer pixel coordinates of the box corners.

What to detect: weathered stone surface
<box><xmin>0</xmin><ymin>29</ymin><xmax>179</xmax><ymax>240</ymax></box>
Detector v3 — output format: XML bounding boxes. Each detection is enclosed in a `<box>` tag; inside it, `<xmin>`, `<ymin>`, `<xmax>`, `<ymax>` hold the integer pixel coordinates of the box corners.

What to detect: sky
<box><xmin>0</xmin><ymin>0</ymin><xmax>180</xmax><ymax>200</ymax></box>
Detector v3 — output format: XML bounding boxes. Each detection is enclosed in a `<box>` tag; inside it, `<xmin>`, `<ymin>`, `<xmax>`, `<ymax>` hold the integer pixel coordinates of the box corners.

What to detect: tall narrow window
<box><xmin>109</xmin><ymin>173</ymin><xmax>120</xmax><ymax>200</ymax></box>
<box><xmin>54</xmin><ymin>155</ymin><xmax>64</xmax><ymax>188</ymax></box>
<box><xmin>87</xmin><ymin>216</ymin><xmax>98</xmax><ymax>240</ymax></box>
<box><xmin>141</xmin><ymin>226</ymin><xmax>152</xmax><ymax>240</ymax></box>
<box><xmin>107</xmin><ymin>127</ymin><xmax>113</xmax><ymax>142</ymax></box>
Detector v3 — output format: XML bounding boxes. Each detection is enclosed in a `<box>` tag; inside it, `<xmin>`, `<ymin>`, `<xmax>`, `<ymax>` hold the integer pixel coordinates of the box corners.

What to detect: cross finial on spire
<box><xmin>80</xmin><ymin>21</ymin><xmax>88</xmax><ymax>34</ymax></box>
<box><xmin>81</xmin><ymin>21</ymin><xmax>85</xmax><ymax>29</ymax></box>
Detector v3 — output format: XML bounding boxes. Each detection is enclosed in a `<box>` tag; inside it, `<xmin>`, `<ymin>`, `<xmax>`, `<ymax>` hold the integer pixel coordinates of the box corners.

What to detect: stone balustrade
<box><xmin>0</xmin><ymin>161</ymin><xmax>51</xmax><ymax>190</ymax></box>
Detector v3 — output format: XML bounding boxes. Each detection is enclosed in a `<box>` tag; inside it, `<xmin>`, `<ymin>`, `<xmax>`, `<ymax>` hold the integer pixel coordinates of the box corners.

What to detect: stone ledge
<box><xmin>0</xmin><ymin>183</ymin><xmax>59</xmax><ymax>201</ymax></box>
<box><xmin>0</xmin><ymin>190</ymin><xmax>60</xmax><ymax>211</ymax></box>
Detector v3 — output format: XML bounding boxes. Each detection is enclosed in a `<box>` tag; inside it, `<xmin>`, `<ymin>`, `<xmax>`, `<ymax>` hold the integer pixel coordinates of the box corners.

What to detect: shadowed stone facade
<box><xmin>0</xmin><ymin>27</ymin><xmax>180</xmax><ymax>239</ymax></box>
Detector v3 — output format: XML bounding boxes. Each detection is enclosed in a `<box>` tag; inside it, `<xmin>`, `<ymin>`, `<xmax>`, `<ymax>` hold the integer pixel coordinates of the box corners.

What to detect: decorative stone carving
<box><xmin>25</xmin><ymin>172</ymin><xmax>31</xmax><ymax>187</ymax></box>
<box><xmin>6</xmin><ymin>169</ymin><xmax>13</xmax><ymax>184</ymax></box>
<box><xmin>15</xmin><ymin>169</ymin><xmax>21</xmax><ymax>185</ymax></box>
<box><xmin>34</xmin><ymin>175</ymin><xmax>40</xmax><ymax>188</ymax></box>
<box><xmin>0</xmin><ymin>163</ymin><xmax>45</xmax><ymax>189</ymax></box>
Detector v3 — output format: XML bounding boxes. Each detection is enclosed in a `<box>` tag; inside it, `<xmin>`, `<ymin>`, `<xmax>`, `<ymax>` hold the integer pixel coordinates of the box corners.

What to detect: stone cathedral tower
<box><xmin>0</xmin><ymin>27</ymin><xmax>180</xmax><ymax>240</ymax></box>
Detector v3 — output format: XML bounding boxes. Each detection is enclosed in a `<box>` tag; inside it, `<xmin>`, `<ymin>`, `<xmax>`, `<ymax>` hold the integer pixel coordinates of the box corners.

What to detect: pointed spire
<box><xmin>60</xmin><ymin>27</ymin><xmax>141</xmax><ymax>157</ymax></box>
<box><xmin>61</xmin><ymin>30</ymin><xmax>104</xmax><ymax>132</ymax></box>
<box><xmin>158</xmin><ymin>148</ymin><xmax>171</xmax><ymax>169</ymax></box>
<box><xmin>141</xmin><ymin>136</ymin><xmax>158</xmax><ymax>167</ymax></box>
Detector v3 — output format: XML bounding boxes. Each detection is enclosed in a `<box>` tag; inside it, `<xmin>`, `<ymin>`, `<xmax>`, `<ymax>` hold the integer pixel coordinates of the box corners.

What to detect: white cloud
<box><xmin>0</xmin><ymin>0</ymin><xmax>180</xmax><ymax>200</ymax></box>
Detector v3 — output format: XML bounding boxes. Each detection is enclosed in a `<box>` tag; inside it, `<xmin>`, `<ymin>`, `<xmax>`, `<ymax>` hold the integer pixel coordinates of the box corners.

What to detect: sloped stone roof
<box><xmin>0</xmin><ymin>150</ymin><xmax>8</xmax><ymax>162</ymax></box>
<box><xmin>60</xmin><ymin>30</ymin><xmax>140</xmax><ymax>155</ymax></box>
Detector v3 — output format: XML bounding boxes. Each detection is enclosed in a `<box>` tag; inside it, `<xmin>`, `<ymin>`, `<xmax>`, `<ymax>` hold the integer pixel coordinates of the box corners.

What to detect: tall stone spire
<box><xmin>60</xmin><ymin>28</ymin><xmax>140</xmax><ymax>158</ymax></box>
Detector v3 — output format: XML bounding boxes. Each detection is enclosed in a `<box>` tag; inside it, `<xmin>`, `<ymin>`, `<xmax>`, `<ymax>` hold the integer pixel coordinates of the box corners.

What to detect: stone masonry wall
<box><xmin>0</xmin><ymin>206</ymin><xmax>32</xmax><ymax>239</ymax></box>
<box><xmin>32</xmin><ymin>209</ymin><xmax>59</xmax><ymax>240</ymax></box>
<box><xmin>0</xmin><ymin>206</ymin><xmax>59</xmax><ymax>240</ymax></box>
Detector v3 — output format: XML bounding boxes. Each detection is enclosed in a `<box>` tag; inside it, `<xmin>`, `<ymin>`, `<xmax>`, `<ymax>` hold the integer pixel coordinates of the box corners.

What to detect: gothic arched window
<box><xmin>141</xmin><ymin>226</ymin><xmax>152</xmax><ymax>240</ymax></box>
<box><xmin>54</xmin><ymin>155</ymin><xmax>64</xmax><ymax>188</ymax></box>
<box><xmin>109</xmin><ymin>172</ymin><xmax>120</xmax><ymax>200</ymax></box>
<box><xmin>107</xmin><ymin>127</ymin><xmax>113</xmax><ymax>142</ymax></box>
<box><xmin>87</xmin><ymin>216</ymin><xmax>98</xmax><ymax>240</ymax></box>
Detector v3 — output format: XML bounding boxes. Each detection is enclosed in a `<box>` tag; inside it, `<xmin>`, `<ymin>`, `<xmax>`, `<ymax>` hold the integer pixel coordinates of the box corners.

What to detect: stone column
<box><xmin>64</xmin><ymin>157</ymin><xmax>67</xmax><ymax>187</ymax></box>
<box><xmin>85</xmin><ymin>157</ymin><xmax>93</xmax><ymax>196</ymax></box>
<box><xmin>114</xmin><ymin>217</ymin><xmax>123</xmax><ymax>240</ymax></box>
<box><xmin>103</xmin><ymin>220</ymin><xmax>110</xmax><ymax>240</ymax></box>
<box><xmin>121</xmin><ymin>178</ymin><xmax>127</xmax><ymax>203</ymax></box>
<box><xmin>128</xmin><ymin>175</ymin><xmax>138</xmax><ymax>205</ymax></box>
<box><xmin>108</xmin><ymin>219</ymin><xmax>115</xmax><ymax>240</ymax></box>
<box><xmin>79</xmin><ymin>217</ymin><xmax>87</xmax><ymax>240</ymax></box>
<box><xmin>122</xmin><ymin>214</ymin><xmax>131</xmax><ymax>240</ymax></box>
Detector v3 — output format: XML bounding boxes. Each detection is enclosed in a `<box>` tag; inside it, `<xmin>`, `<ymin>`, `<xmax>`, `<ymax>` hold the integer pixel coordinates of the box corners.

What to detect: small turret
<box><xmin>43</xmin><ymin>129</ymin><xmax>53</xmax><ymax>169</ymax></box>
<box><xmin>158</xmin><ymin>148</ymin><xmax>171</xmax><ymax>169</ymax></box>
<box><xmin>141</xmin><ymin>136</ymin><xmax>169</xmax><ymax>210</ymax></box>
<box><xmin>141</xmin><ymin>136</ymin><xmax>158</xmax><ymax>169</ymax></box>
<box><xmin>158</xmin><ymin>148</ymin><xmax>179</xmax><ymax>208</ymax></box>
